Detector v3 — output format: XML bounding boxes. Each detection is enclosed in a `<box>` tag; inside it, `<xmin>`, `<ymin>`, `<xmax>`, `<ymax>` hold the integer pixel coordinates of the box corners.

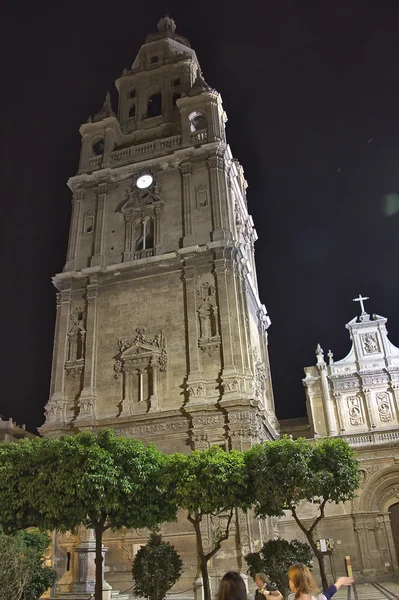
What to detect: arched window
<box><xmin>129</xmin><ymin>104</ymin><xmax>136</xmax><ymax>119</ymax></box>
<box><xmin>145</xmin><ymin>217</ymin><xmax>154</xmax><ymax>249</ymax></box>
<box><xmin>91</xmin><ymin>139</ymin><xmax>104</xmax><ymax>156</ymax></box>
<box><xmin>188</xmin><ymin>111</ymin><xmax>207</xmax><ymax>133</ymax></box>
<box><xmin>147</xmin><ymin>93</ymin><xmax>162</xmax><ymax>118</ymax></box>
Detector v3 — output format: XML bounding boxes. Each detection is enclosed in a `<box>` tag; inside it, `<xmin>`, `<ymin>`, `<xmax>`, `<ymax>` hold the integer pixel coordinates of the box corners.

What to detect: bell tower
<box><xmin>41</xmin><ymin>16</ymin><xmax>279</xmax><ymax>593</ymax></box>
<box><xmin>42</xmin><ymin>16</ymin><xmax>278</xmax><ymax>442</ymax></box>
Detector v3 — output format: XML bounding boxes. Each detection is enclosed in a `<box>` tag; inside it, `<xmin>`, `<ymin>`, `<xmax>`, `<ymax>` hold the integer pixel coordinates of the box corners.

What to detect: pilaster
<box><xmin>77</xmin><ymin>278</ymin><xmax>99</xmax><ymax>421</ymax></box>
<box><xmin>363</xmin><ymin>387</ymin><xmax>377</xmax><ymax>430</ymax></box>
<box><xmin>49</xmin><ymin>289</ymin><xmax>71</xmax><ymax>408</ymax></box>
<box><xmin>183</xmin><ymin>265</ymin><xmax>202</xmax><ymax>382</ymax></box>
<box><xmin>64</xmin><ymin>190</ymin><xmax>83</xmax><ymax>272</ymax></box>
<box><xmin>214</xmin><ymin>257</ymin><xmax>236</xmax><ymax>380</ymax></box>
<box><xmin>180</xmin><ymin>162</ymin><xmax>195</xmax><ymax>246</ymax></box>
<box><xmin>91</xmin><ymin>183</ymin><xmax>107</xmax><ymax>267</ymax></box>
<box><xmin>207</xmin><ymin>152</ymin><xmax>231</xmax><ymax>242</ymax></box>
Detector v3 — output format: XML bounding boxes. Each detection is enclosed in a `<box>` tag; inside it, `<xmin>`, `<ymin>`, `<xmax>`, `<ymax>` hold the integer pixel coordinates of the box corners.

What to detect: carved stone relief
<box><xmin>196</xmin><ymin>281</ymin><xmax>220</xmax><ymax>356</ymax></box>
<box><xmin>195</xmin><ymin>184</ymin><xmax>208</xmax><ymax>208</ymax></box>
<box><xmin>376</xmin><ymin>392</ymin><xmax>393</xmax><ymax>423</ymax></box>
<box><xmin>65</xmin><ymin>307</ymin><xmax>86</xmax><ymax>376</ymax></box>
<box><xmin>361</xmin><ymin>333</ymin><xmax>380</xmax><ymax>355</ymax></box>
<box><xmin>347</xmin><ymin>395</ymin><xmax>364</xmax><ymax>427</ymax></box>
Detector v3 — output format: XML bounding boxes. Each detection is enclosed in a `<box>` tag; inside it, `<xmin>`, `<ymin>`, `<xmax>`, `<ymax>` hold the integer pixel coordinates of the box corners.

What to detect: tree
<box><xmin>0</xmin><ymin>440</ymin><xmax>44</xmax><ymax>534</ymax></box>
<box><xmin>246</xmin><ymin>538</ymin><xmax>313</xmax><ymax>599</ymax></box>
<box><xmin>0</xmin><ymin>530</ymin><xmax>56</xmax><ymax>600</ymax></box>
<box><xmin>19</xmin><ymin>530</ymin><xmax>57</xmax><ymax>600</ymax></box>
<box><xmin>164</xmin><ymin>447</ymin><xmax>253</xmax><ymax>600</ymax></box>
<box><xmin>2</xmin><ymin>430</ymin><xmax>177</xmax><ymax>600</ymax></box>
<box><xmin>132</xmin><ymin>530</ymin><xmax>183</xmax><ymax>600</ymax></box>
<box><xmin>245</xmin><ymin>437</ymin><xmax>360</xmax><ymax>590</ymax></box>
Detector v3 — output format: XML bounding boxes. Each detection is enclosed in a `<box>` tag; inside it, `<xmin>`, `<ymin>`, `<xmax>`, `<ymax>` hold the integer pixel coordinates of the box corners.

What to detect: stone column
<box><xmin>180</xmin><ymin>162</ymin><xmax>195</xmax><ymax>246</ymax></box>
<box><xmin>77</xmin><ymin>278</ymin><xmax>99</xmax><ymax>421</ymax></box>
<box><xmin>64</xmin><ymin>190</ymin><xmax>83</xmax><ymax>272</ymax></box>
<box><xmin>363</xmin><ymin>387</ymin><xmax>377</xmax><ymax>430</ymax></box>
<box><xmin>207</xmin><ymin>152</ymin><xmax>230</xmax><ymax>241</ymax></box>
<box><xmin>49</xmin><ymin>289</ymin><xmax>71</xmax><ymax>407</ymax></box>
<box><xmin>318</xmin><ymin>362</ymin><xmax>337</xmax><ymax>436</ymax></box>
<box><xmin>214</xmin><ymin>258</ymin><xmax>236</xmax><ymax>377</ymax></box>
<box><xmin>183</xmin><ymin>266</ymin><xmax>202</xmax><ymax>381</ymax></box>
<box><xmin>91</xmin><ymin>182</ymin><xmax>107</xmax><ymax>267</ymax></box>
<box><xmin>333</xmin><ymin>391</ymin><xmax>345</xmax><ymax>433</ymax></box>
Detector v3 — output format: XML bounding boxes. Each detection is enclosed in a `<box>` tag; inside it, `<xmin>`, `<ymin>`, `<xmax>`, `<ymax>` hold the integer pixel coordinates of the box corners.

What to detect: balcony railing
<box><xmin>88</xmin><ymin>155</ymin><xmax>102</xmax><ymax>168</ymax></box>
<box><xmin>133</xmin><ymin>248</ymin><xmax>154</xmax><ymax>260</ymax></box>
<box><xmin>191</xmin><ymin>129</ymin><xmax>208</xmax><ymax>144</ymax></box>
<box><xmin>111</xmin><ymin>135</ymin><xmax>182</xmax><ymax>166</ymax></box>
<box><xmin>340</xmin><ymin>429</ymin><xmax>399</xmax><ymax>447</ymax></box>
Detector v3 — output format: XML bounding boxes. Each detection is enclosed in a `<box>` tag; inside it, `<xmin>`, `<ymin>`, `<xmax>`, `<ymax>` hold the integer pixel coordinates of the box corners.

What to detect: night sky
<box><xmin>2</xmin><ymin>0</ymin><xmax>399</xmax><ymax>432</ymax></box>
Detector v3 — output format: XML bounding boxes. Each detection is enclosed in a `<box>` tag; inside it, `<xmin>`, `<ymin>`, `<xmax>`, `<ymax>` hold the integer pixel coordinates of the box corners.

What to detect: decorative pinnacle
<box><xmin>157</xmin><ymin>15</ymin><xmax>176</xmax><ymax>34</ymax></box>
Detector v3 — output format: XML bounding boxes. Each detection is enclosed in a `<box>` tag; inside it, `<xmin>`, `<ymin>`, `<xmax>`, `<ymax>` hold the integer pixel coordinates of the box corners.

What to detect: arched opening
<box><xmin>129</xmin><ymin>104</ymin><xmax>136</xmax><ymax>119</ymax></box>
<box><xmin>147</xmin><ymin>93</ymin><xmax>162</xmax><ymax>118</ymax></box>
<box><xmin>389</xmin><ymin>502</ymin><xmax>399</xmax><ymax>564</ymax></box>
<box><xmin>188</xmin><ymin>110</ymin><xmax>207</xmax><ymax>133</ymax></box>
<box><xmin>91</xmin><ymin>139</ymin><xmax>104</xmax><ymax>156</ymax></box>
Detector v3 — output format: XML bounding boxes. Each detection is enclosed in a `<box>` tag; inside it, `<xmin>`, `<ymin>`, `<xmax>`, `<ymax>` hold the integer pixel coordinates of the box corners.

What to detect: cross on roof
<box><xmin>353</xmin><ymin>294</ymin><xmax>369</xmax><ymax>314</ymax></box>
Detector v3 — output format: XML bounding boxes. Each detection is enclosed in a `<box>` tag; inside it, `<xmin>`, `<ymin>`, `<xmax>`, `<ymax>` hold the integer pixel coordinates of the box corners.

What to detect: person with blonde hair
<box><xmin>287</xmin><ymin>563</ymin><xmax>354</xmax><ymax>600</ymax></box>
<box><xmin>254</xmin><ymin>573</ymin><xmax>282</xmax><ymax>598</ymax></box>
<box><xmin>216</xmin><ymin>571</ymin><xmax>247</xmax><ymax>600</ymax></box>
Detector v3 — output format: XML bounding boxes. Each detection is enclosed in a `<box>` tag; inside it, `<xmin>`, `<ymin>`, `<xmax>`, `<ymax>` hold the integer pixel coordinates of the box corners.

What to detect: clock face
<box><xmin>136</xmin><ymin>174</ymin><xmax>153</xmax><ymax>189</ymax></box>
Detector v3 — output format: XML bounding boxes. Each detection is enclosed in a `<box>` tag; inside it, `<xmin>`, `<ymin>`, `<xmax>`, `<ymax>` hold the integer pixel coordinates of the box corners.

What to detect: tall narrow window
<box><xmin>147</xmin><ymin>93</ymin><xmax>162</xmax><ymax>118</ymax></box>
<box><xmin>129</xmin><ymin>104</ymin><xmax>136</xmax><ymax>118</ymax></box>
<box><xmin>133</xmin><ymin>218</ymin><xmax>154</xmax><ymax>253</ymax></box>
<box><xmin>144</xmin><ymin>217</ymin><xmax>154</xmax><ymax>249</ymax></box>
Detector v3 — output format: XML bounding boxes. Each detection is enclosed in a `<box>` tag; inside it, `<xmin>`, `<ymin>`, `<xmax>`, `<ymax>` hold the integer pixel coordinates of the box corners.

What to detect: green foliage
<box><xmin>132</xmin><ymin>531</ymin><xmax>183</xmax><ymax>600</ymax></box>
<box><xmin>246</xmin><ymin>538</ymin><xmax>313</xmax><ymax>599</ymax></box>
<box><xmin>0</xmin><ymin>530</ymin><xmax>56</xmax><ymax>600</ymax></box>
<box><xmin>245</xmin><ymin>437</ymin><xmax>360</xmax><ymax>589</ymax></box>
<box><xmin>25</xmin><ymin>429</ymin><xmax>177</xmax><ymax>532</ymax></box>
<box><xmin>165</xmin><ymin>447</ymin><xmax>253</xmax><ymax>515</ymax></box>
<box><xmin>0</xmin><ymin>430</ymin><xmax>178</xmax><ymax>600</ymax></box>
<box><xmin>164</xmin><ymin>447</ymin><xmax>253</xmax><ymax>600</ymax></box>
<box><xmin>0</xmin><ymin>440</ymin><xmax>45</xmax><ymax>533</ymax></box>
<box><xmin>245</xmin><ymin>436</ymin><xmax>360</xmax><ymax>517</ymax></box>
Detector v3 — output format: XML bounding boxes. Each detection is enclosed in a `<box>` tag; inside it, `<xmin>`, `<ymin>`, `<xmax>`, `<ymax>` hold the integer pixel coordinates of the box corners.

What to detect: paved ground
<box><xmin>332</xmin><ymin>580</ymin><xmax>399</xmax><ymax>599</ymax></box>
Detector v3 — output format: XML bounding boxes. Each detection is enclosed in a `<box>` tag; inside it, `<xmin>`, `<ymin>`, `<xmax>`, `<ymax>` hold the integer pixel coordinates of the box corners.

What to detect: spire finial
<box><xmin>93</xmin><ymin>91</ymin><xmax>115</xmax><ymax>123</ymax></box>
<box><xmin>353</xmin><ymin>294</ymin><xmax>370</xmax><ymax>322</ymax></box>
<box><xmin>157</xmin><ymin>15</ymin><xmax>176</xmax><ymax>34</ymax></box>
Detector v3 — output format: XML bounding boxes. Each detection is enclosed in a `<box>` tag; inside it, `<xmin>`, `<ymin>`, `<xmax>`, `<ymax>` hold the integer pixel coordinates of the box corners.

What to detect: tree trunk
<box><xmin>290</xmin><ymin>506</ymin><xmax>329</xmax><ymax>591</ymax></box>
<box><xmin>304</xmin><ymin>532</ymin><xmax>328</xmax><ymax>590</ymax></box>
<box><xmin>200</xmin><ymin>558</ymin><xmax>211</xmax><ymax>600</ymax></box>
<box><xmin>94</xmin><ymin>524</ymin><xmax>105</xmax><ymax>600</ymax></box>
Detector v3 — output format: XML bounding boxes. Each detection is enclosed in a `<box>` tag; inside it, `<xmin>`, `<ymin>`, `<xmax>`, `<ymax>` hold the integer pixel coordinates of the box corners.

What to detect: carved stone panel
<box><xmin>376</xmin><ymin>392</ymin><xmax>393</xmax><ymax>423</ymax></box>
<box><xmin>347</xmin><ymin>395</ymin><xmax>364</xmax><ymax>427</ymax></box>
<box><xmin>361</xmin><ymin>333</ymin><xmax>380</xmax><ymax>355</ymax></box>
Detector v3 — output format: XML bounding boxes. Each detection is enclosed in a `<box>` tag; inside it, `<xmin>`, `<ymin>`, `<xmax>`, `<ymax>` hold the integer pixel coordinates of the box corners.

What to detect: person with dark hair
<box><xmin>216</xmin><ymin>571</ymin><xmax>247</xmax><ymax>600</ymax></box>
<box><xmin>254</xmin><ymin>573</ymin><xmax>282</xmax><ymax>599</ymax></box>
<box><xmin>287</xmin><ymin>563</ymin><xmax>354</xmax><ymax>600</ymax></box>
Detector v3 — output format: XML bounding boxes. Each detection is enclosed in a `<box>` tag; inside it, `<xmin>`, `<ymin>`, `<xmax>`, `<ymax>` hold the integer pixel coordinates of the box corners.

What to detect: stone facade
<box><xmin>40</xmin><ymin>17</ymin><xmax>279</xmax><ymax>597</ymax></box>
<box><xmin>280</xmin><ymin>297</ymin><xmax>399</xmax><ymax>581</ymax></box>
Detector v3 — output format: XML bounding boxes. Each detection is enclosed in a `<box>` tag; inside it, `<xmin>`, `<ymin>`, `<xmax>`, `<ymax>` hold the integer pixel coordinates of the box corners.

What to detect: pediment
<box><xmin>121</xmin><ymin>342</ymin><xmax>160</xmax><ymax>359</ymax></box>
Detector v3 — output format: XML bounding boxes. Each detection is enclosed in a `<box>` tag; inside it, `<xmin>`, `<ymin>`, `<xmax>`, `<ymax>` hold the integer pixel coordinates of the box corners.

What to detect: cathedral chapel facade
<box><xmin>40</xmin><ymin>17</ymin><xmax>279</xmax><ymax>596</ymax></box>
